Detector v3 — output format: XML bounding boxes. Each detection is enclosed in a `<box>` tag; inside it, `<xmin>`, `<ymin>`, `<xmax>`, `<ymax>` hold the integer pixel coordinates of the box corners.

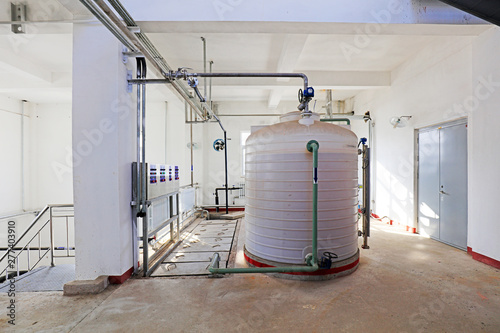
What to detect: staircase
<box><xmin>0</xmin><ymin>205</ymin><xmax>75</xmax><ymax>291</ymax></box>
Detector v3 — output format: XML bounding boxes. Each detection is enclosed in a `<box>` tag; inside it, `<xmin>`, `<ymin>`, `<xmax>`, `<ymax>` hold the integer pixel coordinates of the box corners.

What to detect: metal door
<box><xmin>439</xmin><ymin>123</ymin><xmax>468</xmax><ymax>249</ymax></box>
<box><xmin>418</xmin><ymin>129</ymin><xmax>440</xmax><ymax>239</ymax></box>
<box><xmin>417</xmin><ymin>120</ymin><xmax>468</xmax><ymax>250</ymax></box>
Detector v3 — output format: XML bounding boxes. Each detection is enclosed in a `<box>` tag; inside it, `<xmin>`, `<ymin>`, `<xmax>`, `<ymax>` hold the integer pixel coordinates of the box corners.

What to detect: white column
<box><xmin>72</xmin><ymin>23</ymin><xmax>135</xmax><ymax>280</ymax></box>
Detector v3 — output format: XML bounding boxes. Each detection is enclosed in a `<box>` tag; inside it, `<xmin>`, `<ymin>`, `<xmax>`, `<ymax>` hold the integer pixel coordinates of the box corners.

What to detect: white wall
<box><xmin>469</xmin><ymin>27</ymin><xmax>500</xmax><ymax>261</ymax></box>
<box><xmin>0</xmin><ymin>96</ymin><xmax>73</xmax><ymax>215</ymax></box>
<box><xmin>353</xmin><ymin>28</ymin><xmax>500</xmax><ymax>262</ymax></box>
<box><xmin>0</xmin><ymin>96</ymin><xmax>26</xmax><ymax>214</ymax></box>
<box><xmin>30</xmin><ymin>103</ymin><xmax>73</xmax><ymax>208</ymax></box>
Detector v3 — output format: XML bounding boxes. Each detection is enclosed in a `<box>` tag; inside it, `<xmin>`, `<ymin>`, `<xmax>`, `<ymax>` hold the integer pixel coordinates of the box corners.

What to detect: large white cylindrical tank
<box><xmin>244</xmin><ymin>112</ymin><xmax>359</xmax><ymax>278</ymax></box>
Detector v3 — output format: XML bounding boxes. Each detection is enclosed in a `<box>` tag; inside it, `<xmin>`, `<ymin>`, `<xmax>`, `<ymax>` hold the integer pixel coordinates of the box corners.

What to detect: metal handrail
<box><xmin>0</xmin><ymin>210</ymin><xmax>39</xmax><ymax>220</ymax></box>
<box><xmin>0</xmin><ymin>205</ymin><xmax>50</xmax><ymax>263</ymax></box>
<box><xmin>0</xmin><ymin>204</ymin><xmax>74</xmax><ymax>280</ymax></box>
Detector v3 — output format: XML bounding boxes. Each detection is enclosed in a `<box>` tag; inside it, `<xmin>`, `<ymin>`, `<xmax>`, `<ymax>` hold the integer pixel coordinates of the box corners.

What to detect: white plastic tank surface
<box><xmin>244</xmin><ymin>112</ymin><xmax>358</xmax><ymax>265</ymax></box>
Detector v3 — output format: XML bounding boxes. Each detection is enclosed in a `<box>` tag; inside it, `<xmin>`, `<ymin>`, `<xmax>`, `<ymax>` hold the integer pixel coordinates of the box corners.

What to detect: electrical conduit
<box><xmin>208</xmin><ymin>140</ymin><xmax>320</xmax><ymax>274</ymax></box>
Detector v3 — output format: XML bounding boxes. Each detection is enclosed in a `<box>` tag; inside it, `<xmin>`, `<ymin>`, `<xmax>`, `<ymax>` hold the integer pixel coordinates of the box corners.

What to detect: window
<box><xmin>240</xmin><ymin>131</ymin><xmax>250</xmax><ymax>176</ymax></box>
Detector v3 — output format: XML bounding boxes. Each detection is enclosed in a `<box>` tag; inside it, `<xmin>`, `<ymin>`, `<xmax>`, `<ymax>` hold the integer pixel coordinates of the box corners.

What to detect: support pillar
<box><xmin>72</xmin><ymin>23</ymin><xmax>135</xmax><ymax>281</ymax></box>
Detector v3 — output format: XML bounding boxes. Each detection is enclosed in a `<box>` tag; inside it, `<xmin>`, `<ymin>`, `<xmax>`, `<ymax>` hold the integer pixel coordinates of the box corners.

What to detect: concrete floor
<box><xmin>1</xmin><ymin>219</ymin><xmax>499</xmax><ymax>332</ymax></box>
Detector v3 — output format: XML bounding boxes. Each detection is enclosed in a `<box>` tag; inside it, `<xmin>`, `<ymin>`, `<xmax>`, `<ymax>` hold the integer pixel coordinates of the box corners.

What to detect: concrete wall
<box><xmin>31</xmin><ymin>103</ymin><xmax>73</xmax><ymax>208</ymax></box>
<box><xmin>0</xmin><ymin>96</ymin><xmax>27</xmax><ymax>214</ymax></box>
<box><xmin>353</xmin><ymin>27</ymin><xmax>500</xmax><ymax>262</ymax></box>
<box><xmin>469</xmin><ymin>27</ymin><xmax>500</xmax><ymax>262</ymax></box>
<box><xmin>0</xmin><ymin>96</ymin><xmax>73</xmax><ymax>215</ymax></box>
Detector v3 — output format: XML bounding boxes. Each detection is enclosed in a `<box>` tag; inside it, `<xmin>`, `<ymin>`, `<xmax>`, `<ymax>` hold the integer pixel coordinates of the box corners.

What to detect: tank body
<box><xmin>244</xmin><ymin>112</ymin><xmax>359</xmax><ymax>278</ymax></box>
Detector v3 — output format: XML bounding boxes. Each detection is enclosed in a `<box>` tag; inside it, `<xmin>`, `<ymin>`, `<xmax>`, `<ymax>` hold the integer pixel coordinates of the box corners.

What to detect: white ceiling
<box><xmin>0</xmin><ymin>1</ymin><xmax>492</xmax><ymax>108</ymax></box>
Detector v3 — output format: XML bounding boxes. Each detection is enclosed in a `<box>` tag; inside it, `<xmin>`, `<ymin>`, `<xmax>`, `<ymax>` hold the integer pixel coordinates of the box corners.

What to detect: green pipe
<box><xmin>208</xmin><ymin>140</ymin><xmax>320</xmax><ymax>275</ymax></box>
<box><xmin>306</xmin><ymin>140</ymin><xmax>319</xmax><ymax>266</ymax></box>
<box><xmin>320</xmin><ymin>118</ymin><xmax>350</xmax><ymax>125</ymax></box>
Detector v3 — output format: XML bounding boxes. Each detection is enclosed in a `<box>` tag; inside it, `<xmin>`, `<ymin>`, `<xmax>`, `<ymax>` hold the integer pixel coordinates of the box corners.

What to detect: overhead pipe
<box><xmin>320</xmin><ymin>118</ymin><xmax>351</xmax><ymax>125</ymax></box>
<box><xmin>184</xmin><ymin>72</ymin><xmax>310</xmax><ymax>113</ymax></box>
<box><xmin>87</xmin><ymin>0</ymin><xmax>210</xmax><ymax>120</ymax></box>
<box><xmin>209</xmin><ymin>140</ymin><xmax>320</xmax><ymax>275</ymax></box>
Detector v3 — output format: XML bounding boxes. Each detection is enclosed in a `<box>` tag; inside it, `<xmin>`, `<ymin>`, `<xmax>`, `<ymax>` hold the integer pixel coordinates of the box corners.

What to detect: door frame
<box><xmin>414</xmin><ymin>117</ymin><xmax>468</xmax><ymax>245</ymax></box>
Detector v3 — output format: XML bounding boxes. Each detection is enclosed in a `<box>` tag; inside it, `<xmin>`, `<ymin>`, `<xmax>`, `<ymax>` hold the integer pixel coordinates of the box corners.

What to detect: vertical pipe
<box><xmin>362</xmin><ymin>145</ymin><xmax>370</xmax><ymax>249</ymax></box>
<box><xmin>135</xmin><ymin>62</ymin><xmax>142</xmax><ymax>274</ymax></box>
<box><xmin>141</xmin><ymin>79</ymin><xmax>146</xmax><ymax>207</ymax></box>
<box><xmin>224</xmin><ymin>131</ymin><xmax>228</xmax><ymax>214</ymax></box>
<box><xmin>143</xmin><ymin>207</ymin><xmax>148</xmax><ymax>276</ymax></box>
<box><xmin>136</xmin><ymin>62</ymin><xmax>142</xmax><ymax>213</ymax></box>
<box><xmin>209</xmin><ymin>61</ymin><xmax>213</xmax><ymax>108</ymax></box>
<box><xmin>201</xmin><ymin>37</ymin><xmax>207</xmax><ymax>100</ymax></box>
<box><xmin>165</xmin><ymin>101</ymin><xmax>168</xmax><ymax>164</ymax></box>
<box><xmin>66</xmin><ymin>216</ymin><xmax>70</xmax><ymax>257</ymax></box>
<box><xmin>176</xmin><ymin>192</ymin><xmax>180</xmax><ymax>241</ymax></box>
<box><xmin>190</xmin><ymin>106</ymin><xmax>194</xmax><ymax>186</ymax></box>
<box><xmin>201</xmin><ymin>37</ymin><xmax>207</xmax><ymax>118</ymax></box>
<box><xmin>49</xmin><ymin>207</ymin><xmax>54</xmax><ymax>267</ymax></box>
<box><xmin>21</xmin><ymin>100</ymin><xmax>26</xmax><ymax>211</ymax></box>
<box><xmin>38</xmin><ymin>232</ymin><xmax>41</xmax><ymax>259</ymax></box>
<box><xmin>307</xmin><ymin>140</ymin><xmax>319</xmax><ymax>264</ymax></box>
<box><xmin>27</xmin><ymin>243</ymin><xmax>30</xmax><ymax>270</ymax></box>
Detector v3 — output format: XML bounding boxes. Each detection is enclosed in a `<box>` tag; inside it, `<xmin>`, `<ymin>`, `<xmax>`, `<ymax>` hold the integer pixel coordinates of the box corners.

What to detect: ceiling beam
<box><xmin>0</xmin><ymin>48</ymin><xmax>52</xmax><ymax>83</ymax></box>
<box><xmin>139</xmin><ymin>22</ymin><xmax>490</xmax><ymax>36</ymax></box>
<box><xmin>268</xmin><ymin>34</ymin><xmax>308</xmax><ymax>108</ymax></box>
<box><xmin>267</xmin><ymin>89</ymin><xmax>283</xmax><ymax>109</ymax></box>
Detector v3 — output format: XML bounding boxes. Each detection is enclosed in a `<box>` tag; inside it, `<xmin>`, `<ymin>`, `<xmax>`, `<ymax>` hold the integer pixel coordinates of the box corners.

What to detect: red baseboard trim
<box><xmin>109</xmin><ymin>266</ymin><xmax>133</xmax><ymax>284</ymax></box>
<box><xmin>243</xmin><ymin>253</ymin><xmax>359</xmax><ymax>276</ymax></box>
<box><xmin>405</xmin><ymin>226</ymin><xmax>417</xmax><ymax>234</ymax></box>
<box><xmin>467</xmin><ymin>248</ymin><xmax>500</xmax><ymax>269</ymax></box>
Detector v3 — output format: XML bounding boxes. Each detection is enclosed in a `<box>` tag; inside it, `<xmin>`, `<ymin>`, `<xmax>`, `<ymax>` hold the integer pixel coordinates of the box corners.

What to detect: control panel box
<box><xmin>132</xmin><ymin>163</ymin><xmax>180</xmax><ymax>201</ymax></box>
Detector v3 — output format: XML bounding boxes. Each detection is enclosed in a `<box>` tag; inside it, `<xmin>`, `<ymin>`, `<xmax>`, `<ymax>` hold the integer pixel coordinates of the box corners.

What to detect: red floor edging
<box><xmin>109</xmin><ymin>266</ymin><xmax>134</xmax><ymax>284</ymax></box>
<box><xmin>244</xmin><ymin>253</ymin><xmax>359</xmax><ymax>276</ymax></box>
<box><xmin>467</xmin><ymin>248</ymin><xmax>500</xmax><ymax>269</ymax></box>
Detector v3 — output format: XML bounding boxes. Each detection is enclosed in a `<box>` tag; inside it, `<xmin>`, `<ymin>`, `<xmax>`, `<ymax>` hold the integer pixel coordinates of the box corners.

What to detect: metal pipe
<box><xmin>208</xmin><ymin>140</ymin><xmax>320</xmax><ymax>275</ymax></box>
<box><xmin>209</xmin><ymin>61</ymin><xmax>213</xmax><ymax>108</ymax></box>
<box><xmin>201</xmin><ymin>37</ymin><xmax>207</xmax><ymax>106</ymax></box>
<box><xmin>0</xmin><ymin>210</ymin><xmax>38</xmax><ymax>220</ymax></box>
<box><xmin>224</xmin><ymin>131</ymin><xmax>229</xmax><ymax>214</ymax></box>
<box><xmin>188</xmin><ymin>72</ymin><xmax>308</xmax><ymax>92</ymax></box>
<box><xmin>136</xmin><ymin>59</ymin><xmax>142</xmax><ymax>216</ymax></box>
<box><xmin>307</xmin><ymin>140</ymin><xmax>319</xmax><ymax>265</ymax></box>
<box><xmin>78</xmin><ymin>0</ymin><xmax>137</xmax><ymax>51</ymax></box>
<box><xmin>141</xmin><ymin>66</ymin><xmax>147</xmax><ymax>208</ymax></box>
<box><xmin>21</xmin><ymin>100</ymin><xmax>26</xmax><ymax>211</ymax></box>
<box><xmin>190</xmin><ymin>106</ymin><xmax>194</xmax><ymax>186</ymax></box>
<box><xmin>90</xmin><ymin>0</ymin><xmax>209</xmax><ymax>120</ymax></box>
<box><xmin>320</xmin><ymin>118</ymin><xmax>351</xmax><ymax>125</ymax></box>
<box><xmin>49</xmin><ymin>207</ymin><xmax>54</xmax><ymax>267</ymax></box>
<box><xmin>362</xmin><ymin>144</ymin><xmax>371</xmax><ymax>249</ymax></box>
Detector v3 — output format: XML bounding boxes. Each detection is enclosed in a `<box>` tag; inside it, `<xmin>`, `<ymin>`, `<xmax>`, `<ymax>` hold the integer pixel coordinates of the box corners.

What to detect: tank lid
<box><xmin>279</xmin><ymin>111</ymin><xmax>320</xmax><ymax>123</ymax></box>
